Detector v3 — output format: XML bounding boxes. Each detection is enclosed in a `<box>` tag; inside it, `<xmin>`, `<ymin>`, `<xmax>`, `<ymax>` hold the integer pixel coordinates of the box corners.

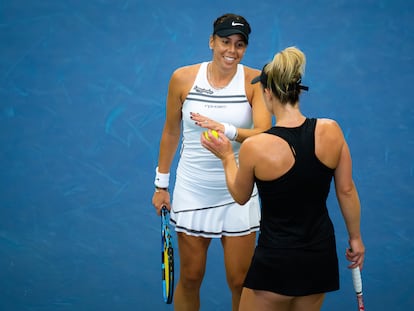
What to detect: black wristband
<box><xmin>155</xmin><ymin>186</ymin><xmax>168</xmax><ymax>193</ymax></box>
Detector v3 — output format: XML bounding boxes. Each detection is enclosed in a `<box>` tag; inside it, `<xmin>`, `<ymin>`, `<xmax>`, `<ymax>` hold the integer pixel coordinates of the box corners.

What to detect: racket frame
<box><xmin>161</xmin><ymin>206</ymin><xmax>174</xmax><ymax>304</ymax></box>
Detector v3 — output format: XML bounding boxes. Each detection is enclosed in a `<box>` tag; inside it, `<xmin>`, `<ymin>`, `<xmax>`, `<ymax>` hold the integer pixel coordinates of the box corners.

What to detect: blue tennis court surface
<box><xmin>1</xmin><ymin>1</ymin><xmax>413</xmax><ymax>310</ymax></box>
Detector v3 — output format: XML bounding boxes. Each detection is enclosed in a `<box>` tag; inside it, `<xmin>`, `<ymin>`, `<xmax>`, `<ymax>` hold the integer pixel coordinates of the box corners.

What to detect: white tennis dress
<box><xmin>170</xmin><ymin>62</ymin><xmax>261</xmax><ymax>238</ymax></box>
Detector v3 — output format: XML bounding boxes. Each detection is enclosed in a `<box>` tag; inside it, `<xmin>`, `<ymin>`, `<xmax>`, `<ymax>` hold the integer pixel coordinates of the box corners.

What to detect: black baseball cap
<box><xmin>213</xmin><ymin>16</ymin><xmax>251</xmax><ymax>43</ymax></box>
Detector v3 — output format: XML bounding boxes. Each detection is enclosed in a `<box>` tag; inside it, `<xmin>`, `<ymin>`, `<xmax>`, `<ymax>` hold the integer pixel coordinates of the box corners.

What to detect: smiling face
<box><xmin>209</xmin><ymin>34</ymin><xmax>247</xmax><ymax>69</ymax></box>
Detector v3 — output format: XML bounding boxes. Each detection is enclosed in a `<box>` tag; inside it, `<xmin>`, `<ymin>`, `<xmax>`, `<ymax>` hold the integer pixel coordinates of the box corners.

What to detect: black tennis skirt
<box><xmin>243</xmin><ymin>238</ymin><xmax>339</xmax><ymax>296</ymax></box>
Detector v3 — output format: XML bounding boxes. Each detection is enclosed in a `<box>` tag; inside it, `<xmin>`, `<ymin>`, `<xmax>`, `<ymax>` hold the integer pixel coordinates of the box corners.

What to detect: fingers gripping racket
<box><xmin>161</xmin><ymin>206</ymin><xmax>174</xmax><ymax>304</ymax></box>
<box><xmin>351</xmin><ymin>266</ymin><xmax>365</xmax><ymax>310</ymax></box>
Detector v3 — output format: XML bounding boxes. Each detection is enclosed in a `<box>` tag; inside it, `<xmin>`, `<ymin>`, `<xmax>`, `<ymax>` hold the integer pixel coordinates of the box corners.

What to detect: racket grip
<box><xmin>351</xmin><ymin>267</ymin><xmax>363</xmax><ymax>294</ymax></box>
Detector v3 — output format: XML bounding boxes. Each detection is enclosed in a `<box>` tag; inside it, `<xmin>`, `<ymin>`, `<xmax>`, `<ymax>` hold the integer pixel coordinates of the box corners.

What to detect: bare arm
<box><xmin>334</xmin><ymin>136</ymin><xmax>365</xmax><ymax>269</ymax></box>
<box><xmin>152</xmin><ymin>67</ymin><xmax>190</xmax><ymax>214</ymax></box>
<box><xmin>236</xmin><ymin>67</ymin><xmax>272</xmax><ymax>142</ymax></box>
<box><xmin>157</xmin><ymin>70</ymin><xmax>183</xmax><ymax>173</ymax></box>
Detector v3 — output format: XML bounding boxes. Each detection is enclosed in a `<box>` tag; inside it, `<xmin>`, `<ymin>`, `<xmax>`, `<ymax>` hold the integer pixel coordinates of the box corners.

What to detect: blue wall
<box><xmin>1</xmin><ymin>1</ymin><xmax>413</xmax><ymax>310</ymax></box>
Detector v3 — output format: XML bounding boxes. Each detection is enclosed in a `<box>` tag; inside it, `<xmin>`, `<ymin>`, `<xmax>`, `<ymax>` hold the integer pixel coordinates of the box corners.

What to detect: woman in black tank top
<box><xmin>201</xmin><ymin>46</ymin><xmax>365</xmax><ymax>311</ymax></box>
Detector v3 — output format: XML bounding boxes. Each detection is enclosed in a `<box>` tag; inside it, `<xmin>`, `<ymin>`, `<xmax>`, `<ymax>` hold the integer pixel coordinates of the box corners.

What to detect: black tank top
<box><xmin>255</xmin><ymin>118</ymin><xmax>335</xmax><ymax>249</ymax></box>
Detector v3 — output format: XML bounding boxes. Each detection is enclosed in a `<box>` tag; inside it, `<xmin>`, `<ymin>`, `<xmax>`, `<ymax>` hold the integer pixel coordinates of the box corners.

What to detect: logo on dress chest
<box><xmin>194</xmin><ymin>85</ymin><xmax>214</xmax><ymax>94</ymax></box>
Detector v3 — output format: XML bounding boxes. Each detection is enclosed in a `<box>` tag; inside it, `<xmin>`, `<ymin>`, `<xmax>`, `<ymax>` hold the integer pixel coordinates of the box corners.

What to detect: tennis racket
<box><xmin>351</xmin><ymin>266</ymin><xmax>365</xmax><ymax>310</ymax></box>
<box><xmin>161</xmin><ymin>206</ymin><xmax>174</xmax><ymax>304</ymax></box>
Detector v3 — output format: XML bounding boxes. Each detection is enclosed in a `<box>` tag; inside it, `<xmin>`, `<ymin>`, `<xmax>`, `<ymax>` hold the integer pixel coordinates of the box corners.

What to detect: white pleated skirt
<box><xmin>170</xmin><ymin>194</ymin><xmax>261</xmax><ymax>238</ymax></box>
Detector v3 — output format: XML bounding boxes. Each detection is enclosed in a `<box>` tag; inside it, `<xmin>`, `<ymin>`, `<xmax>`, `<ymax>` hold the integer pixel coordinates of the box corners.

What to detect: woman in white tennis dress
<box><xmin>152</xmin><ymin>13</ymin><xmax>271</xmax><ymax>311</ymax></box>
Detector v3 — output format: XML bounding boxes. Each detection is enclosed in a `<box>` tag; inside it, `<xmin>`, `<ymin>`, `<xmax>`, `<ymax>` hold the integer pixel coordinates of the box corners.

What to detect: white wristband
<box><xmin>222</xmin><ymin>123</ymin><xmax>238</xmax><ymax>141</ymax></box>
<box><xmin>154</xmin><ymin>166</ymin><xmax>170</xmax><ymax>188</ymax></box>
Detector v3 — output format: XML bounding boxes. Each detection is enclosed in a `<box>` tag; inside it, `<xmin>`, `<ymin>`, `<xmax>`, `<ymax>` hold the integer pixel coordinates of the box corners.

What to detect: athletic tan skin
<box><xmin>201</xmin><ymin>47</ymin><xmax>365</xmax><ymax>311</ymax></box>
<box><xmin>152</xmin><ymin>15</ymin><xmax>271</xmax><ymax>311</ymax></box>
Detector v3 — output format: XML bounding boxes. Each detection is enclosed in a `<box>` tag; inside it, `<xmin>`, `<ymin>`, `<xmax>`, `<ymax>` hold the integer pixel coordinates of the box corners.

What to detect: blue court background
<box><xmin>1</xmin><ymin>1</ymin><xmax>413</xmax><ymax>310</ymax></box>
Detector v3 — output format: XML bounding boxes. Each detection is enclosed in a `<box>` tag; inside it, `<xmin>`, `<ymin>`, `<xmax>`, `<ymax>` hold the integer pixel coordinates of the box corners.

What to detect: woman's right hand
<box><xmin>152</xmin><ymin>189</ymin><xmax>171</xmax><ymax>216</ymax></box>
<box><xmin>201</xmin><ymin>129</ymin><xmax>233</xmax><ymax>161</ymax></box>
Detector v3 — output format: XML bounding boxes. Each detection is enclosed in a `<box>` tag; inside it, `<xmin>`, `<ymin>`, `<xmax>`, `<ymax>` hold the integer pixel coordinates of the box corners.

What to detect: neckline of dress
<box><xmin>207</xmin><ymin>62</ymin><xmax>235</xmax><ymax>90</ymax></box>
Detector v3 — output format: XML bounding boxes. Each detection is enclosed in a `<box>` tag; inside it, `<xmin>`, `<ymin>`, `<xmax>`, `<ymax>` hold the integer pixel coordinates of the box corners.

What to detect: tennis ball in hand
<box><xmin>204</xmin><ymin>130</ymin><xmax>219</xmax><ymax>140</ymax></box>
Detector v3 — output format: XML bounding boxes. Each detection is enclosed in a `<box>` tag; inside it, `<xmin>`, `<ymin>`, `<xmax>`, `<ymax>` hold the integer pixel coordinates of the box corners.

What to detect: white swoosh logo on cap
<box><xmin>232</xmin><ymin>22</ymin><xmax>244</xmax><ymax>26</ymax></box>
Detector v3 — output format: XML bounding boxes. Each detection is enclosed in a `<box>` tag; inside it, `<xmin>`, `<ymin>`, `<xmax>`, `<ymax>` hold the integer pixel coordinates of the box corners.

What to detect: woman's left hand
<box><xmin>190</xmin><ymin>112</ymin><xmax>224</xmax><ymax>132</ymax></box>
<box><xmin>346</xmin><ymin>238</ymin><xmax>365</xmax><ymax>270</ymax></box>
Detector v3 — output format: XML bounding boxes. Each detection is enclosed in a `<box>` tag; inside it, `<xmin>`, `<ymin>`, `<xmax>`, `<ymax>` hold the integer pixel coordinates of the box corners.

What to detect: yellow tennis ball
<box><xmin>204</xmin><ymin>130</ymin><xmax>219</xmax><ymax>140</ymax></box>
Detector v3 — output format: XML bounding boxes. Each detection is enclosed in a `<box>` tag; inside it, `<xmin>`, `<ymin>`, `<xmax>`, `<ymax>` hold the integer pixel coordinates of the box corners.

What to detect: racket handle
<box><xmin>351</xmin><ymin>266</ymin><xmax>363</xmax><ymax>294</ymax></box>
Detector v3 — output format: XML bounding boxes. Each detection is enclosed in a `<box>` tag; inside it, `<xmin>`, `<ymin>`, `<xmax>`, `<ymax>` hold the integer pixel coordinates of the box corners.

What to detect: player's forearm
<box><xmin>235</xmin><ymin>110</ymin><xmax>271</xmax><ymax>142</ymax></box>
<box><xmin>157</xmin><ymin>131</ymin><xmax>180</xmax><ymax>173</ymax></box>
<box><xmin>236</xmin><ymin>127</ymin><xmax>264</xmax><ymax>142</ymax></box>
<box><xmin>222</xmin><ymin>154</ymin><xmax>249</xmax><ymax>204</ymax></box>
<box><xmin>336</xmin><ymin>181</ymin><xmax>362</xmax><ymax>240</ymax></box>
